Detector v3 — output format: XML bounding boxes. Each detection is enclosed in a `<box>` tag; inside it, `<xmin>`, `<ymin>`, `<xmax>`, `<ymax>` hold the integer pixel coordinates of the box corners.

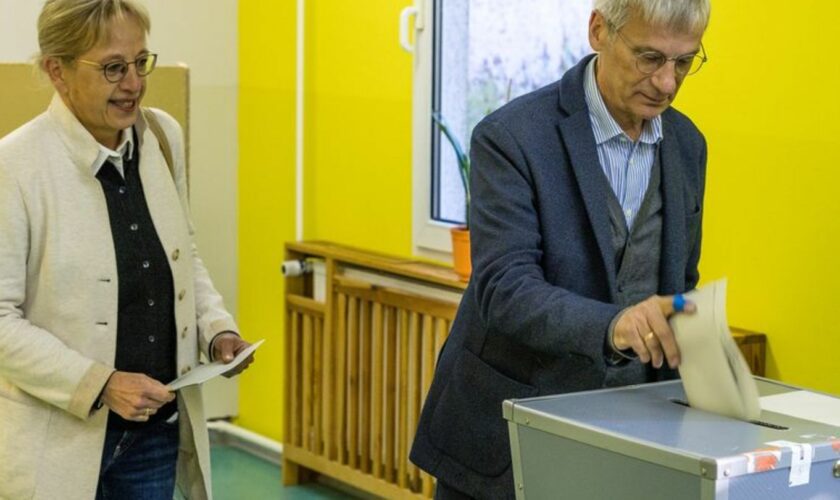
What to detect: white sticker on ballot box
<box><xmin>765</xmin><ymin>440</ymin><xmax>813</xmax><ymax>487</ymax></box>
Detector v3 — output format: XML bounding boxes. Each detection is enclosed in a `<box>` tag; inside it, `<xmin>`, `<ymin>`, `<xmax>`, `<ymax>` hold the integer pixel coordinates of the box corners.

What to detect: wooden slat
<box><xmin>330</xmin><ymin>275</ymin><xmax>374</xmax><ymax>292</ymax></box>
<box><xmin>312</xmin><ymin>315</ymin><xmax>323</xmax><ymax>455</ymax></box>
<box><xmin>289</xmin><ymin>311</ymin><xmax>301</xmax><ymax>447</ymax></box>
<box><xmin>421</xmin><ymin>315</ymin><xmax>436</xmax><ymax>399</ymax></box>
<box><xmin>359</xmin><ymin>299</ymin><xmax>373</xmax><ymax>474</ymax></box>
<box><xmin>422</xmin><ymin>471</ymin><xmax>435</xmax><ymax>498</ymax></box>
<box><xmin>384</xmin><ymin>306</ymin><xmax>397</xmax><ymax>483</ymax></box>
<box><xmin>335</xmin><ymin>292</ymin><xmax>348</xmax><ymax>465</ymax></box>
<box><xmin>407</xmin><ymin>311</ymin><xmax>422</xmax><ymax>490</ymax></box>
<box><xmin>371</xmin><ymin>302</ymin><xmax>384</xmax><ymax>479</ymax></box>
<box><xmin>421</xmin><ymin>315</ymin><xmax>436</xmax><ymax>497</ymax></box>
<box><xmin>302</xmin><ymin>315</ymin><xmax>313</xmax><ymax>451</ymax></box>
<box><xmin>287</xmin><ymin>293</ymin><xmax>326</xmax><ymax>315</ymax></box>
<box><xmin>321</xmin><ymin>306</ymin><xmax>334</xmax><ymax>460</ymax></box>
<box><xmin>347</xmin><ymin>296</ymin><xmax>360</xmax><ymax>470</ymax></box>
<box><xmin>321</xmin><ymin>258</ymin><xmax>337</xmax><ymax>461</ymax></box>
<box><xmin>433</xmin><ymin>318</ymin><xmax>448</xmax><ymax>363</ymax></box>
<box><xmin>283</xmin><ymin>308</ymin><xmax>292</xmax><ymax>447</ymax></box>
<box><xmin>397</xmin><ymin>308</ymin><xmax>410</xmax><ymax>489</ymax></box>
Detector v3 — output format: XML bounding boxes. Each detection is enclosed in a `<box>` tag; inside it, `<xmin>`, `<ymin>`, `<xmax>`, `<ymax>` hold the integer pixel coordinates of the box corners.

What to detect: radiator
<box><xmin>284</xmin><ymin>242</ymin><xmax>463</xmax><ymax>498</ymax></box>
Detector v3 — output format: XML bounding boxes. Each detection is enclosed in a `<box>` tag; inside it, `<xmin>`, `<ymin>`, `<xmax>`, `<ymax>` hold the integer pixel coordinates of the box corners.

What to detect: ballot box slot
<box><xmin>668</xmin><ymin>398</ymin><xmax>789</xmax><ymax>430</ymax></box>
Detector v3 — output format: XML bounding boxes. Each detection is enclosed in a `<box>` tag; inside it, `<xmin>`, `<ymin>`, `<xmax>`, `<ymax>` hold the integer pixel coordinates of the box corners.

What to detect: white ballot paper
<box><xmin>167</xmin><ymin>339</ymin><xmax>264</xmax><ymax>391</ymax></box>
<box><xmin>669</xmin><ymin>280</ymin><xmax>761</xmax><ymax>421</ymax></box>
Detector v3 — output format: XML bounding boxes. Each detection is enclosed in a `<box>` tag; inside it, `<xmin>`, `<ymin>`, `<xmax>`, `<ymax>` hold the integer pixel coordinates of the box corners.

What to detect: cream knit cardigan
<box><xmin>0</xmin><ymin>95</ymin><xmax>237</xmax><ymax>500</ymax></box>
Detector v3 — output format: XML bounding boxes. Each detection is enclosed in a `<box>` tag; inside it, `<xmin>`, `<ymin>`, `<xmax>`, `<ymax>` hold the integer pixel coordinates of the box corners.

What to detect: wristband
<box><xmin>673</xmin><ymin>293</ymin><xmax>686</xmax><ymax>313</ymax></box>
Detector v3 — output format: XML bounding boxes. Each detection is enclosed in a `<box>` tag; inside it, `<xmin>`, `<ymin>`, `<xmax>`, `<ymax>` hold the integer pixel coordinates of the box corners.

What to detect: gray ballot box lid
<box><xmin>503</xmin><ymin>378</ymin><xmax>840</xmax><ymax>499</ymax></box>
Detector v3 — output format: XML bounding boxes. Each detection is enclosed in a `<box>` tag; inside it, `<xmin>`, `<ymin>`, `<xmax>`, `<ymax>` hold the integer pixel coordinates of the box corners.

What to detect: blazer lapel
<box><xmin>555</xmin><ymin>55</ymin><xmax>619</xmax><ymax>301</ymax></box>
<box><xmin>558</xmin><ymin>112</ymin><xmax>618</xmax><ymax>302</ymax></box>
<box><xmin>658</xmin><ymin>126</ymin><xmax>687</xmax><ymax>295</ymax></box>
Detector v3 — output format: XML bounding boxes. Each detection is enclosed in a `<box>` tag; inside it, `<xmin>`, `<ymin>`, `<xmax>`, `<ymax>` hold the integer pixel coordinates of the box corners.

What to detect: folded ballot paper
<box><xmin>669</xmin><ymin>280</ymin><xmax>761</xmax><ymax>421</ymax></box>
<box><xmin>167</xmin><ymin>339</ymin><xmax>264</xmax><ymax>391</ymax></box>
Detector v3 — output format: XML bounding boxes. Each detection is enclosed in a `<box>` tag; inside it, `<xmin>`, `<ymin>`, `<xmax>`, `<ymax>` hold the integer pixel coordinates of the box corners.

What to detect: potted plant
<box><xmin>432</xmin><ymin>112</ymin><xmax>471</xmax><ymax>281</ymax></box>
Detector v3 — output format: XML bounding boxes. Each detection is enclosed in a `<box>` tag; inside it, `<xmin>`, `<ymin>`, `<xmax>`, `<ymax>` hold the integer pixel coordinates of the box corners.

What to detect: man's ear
<box><xmin>588</xmin><ymin>10</ymin><xmax>608</xmax><ymax>52</ymax></box>
<box><xmin>43</xmin><ymin>57</ymin><xmax>69</xmax><ymax>94</ymax></box>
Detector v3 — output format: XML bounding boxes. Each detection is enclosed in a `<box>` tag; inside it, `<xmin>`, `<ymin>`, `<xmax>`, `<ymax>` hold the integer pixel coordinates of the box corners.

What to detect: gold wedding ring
<box><xmin>644</xmin><ymin>332</ymin><xmax>655</xmax><ymax>342</ymax></box>
<box><xmin>144</xmin><ymin>408</ymin><xmax>151</xmax><ymax>418</ymax></box>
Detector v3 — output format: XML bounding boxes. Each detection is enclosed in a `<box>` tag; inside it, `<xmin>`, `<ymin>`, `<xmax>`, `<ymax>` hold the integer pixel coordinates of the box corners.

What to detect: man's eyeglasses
<box><xmin>77</xmin><ymin>53</ymin><xmax>158</xmax><ymax>83</ymax></box>
<box><xmin>607</xmin><ymin>22</ymin><xmax>707</xmax><ymax>77</ymax></box>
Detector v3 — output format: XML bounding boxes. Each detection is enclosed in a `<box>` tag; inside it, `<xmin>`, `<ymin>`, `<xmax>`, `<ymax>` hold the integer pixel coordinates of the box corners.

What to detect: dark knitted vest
<box><xmin>603</xmin><ymin>146</ymin><xmax>663</xmax><ymax>387</ymax></box>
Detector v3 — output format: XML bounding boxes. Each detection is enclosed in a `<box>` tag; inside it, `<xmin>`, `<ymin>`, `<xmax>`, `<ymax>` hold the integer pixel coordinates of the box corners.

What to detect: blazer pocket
<box><xmin>429</xmin><ymin>349</ymin><xmax>537</xmax><ymax>477</ymax></box>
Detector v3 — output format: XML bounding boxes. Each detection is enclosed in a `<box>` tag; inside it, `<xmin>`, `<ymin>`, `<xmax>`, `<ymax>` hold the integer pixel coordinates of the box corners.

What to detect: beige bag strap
<box><xmin>141</xmin><ymin>107</ymin><xmax>174</xmax><ymax>179</ymax></box>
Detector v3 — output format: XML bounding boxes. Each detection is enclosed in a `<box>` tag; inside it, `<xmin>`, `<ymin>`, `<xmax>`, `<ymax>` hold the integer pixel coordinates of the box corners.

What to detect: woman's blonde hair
<box><xmin>37</xmin><ymin>0</ymin><xmax>151</xmax><ymax>67</ymax></box>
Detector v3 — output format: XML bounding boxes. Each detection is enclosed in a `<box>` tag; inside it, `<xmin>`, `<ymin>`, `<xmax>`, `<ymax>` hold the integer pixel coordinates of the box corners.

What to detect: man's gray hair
<box><xmin>594</xmin><ymin>0</ymin><xmax>710</xmax><ymax>34</ymax></box>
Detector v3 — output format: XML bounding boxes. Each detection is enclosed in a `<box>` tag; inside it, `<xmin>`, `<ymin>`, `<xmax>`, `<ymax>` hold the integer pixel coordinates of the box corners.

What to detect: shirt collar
<box><xmin>584</xmin><ymin>56</ymin><xmax>663</xmax><ymax>146</ymax></box>
<box><xmin>93</xmin><ymin>128</ymin><xmax>135</xmax><ymax>178</ymax></box>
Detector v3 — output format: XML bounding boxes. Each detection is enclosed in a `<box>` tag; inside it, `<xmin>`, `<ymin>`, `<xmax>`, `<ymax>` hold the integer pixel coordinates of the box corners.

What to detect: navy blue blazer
<box><xmin>410</xmin><ymin>54</ymin><xmax>707</xmax><ymax>499</ymax></box>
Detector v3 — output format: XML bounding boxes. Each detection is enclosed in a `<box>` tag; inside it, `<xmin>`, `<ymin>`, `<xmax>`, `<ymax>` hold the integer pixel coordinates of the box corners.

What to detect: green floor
<box><xmin>211</xmin><ymin>445</ymin><xmax>354</xmax><ymax>499</ymax></box>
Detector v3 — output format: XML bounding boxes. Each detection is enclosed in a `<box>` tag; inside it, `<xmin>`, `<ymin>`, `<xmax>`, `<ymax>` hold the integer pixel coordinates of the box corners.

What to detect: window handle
<box><xmin>399</xmin><ymin>2</ymin><xmax>424</xmax><ymax>53</ymax></box>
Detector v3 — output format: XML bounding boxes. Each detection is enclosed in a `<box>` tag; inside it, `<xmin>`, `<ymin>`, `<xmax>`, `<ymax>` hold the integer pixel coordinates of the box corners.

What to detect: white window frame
<box><xmin>406</xmin><ymin>1</ymin><xmax>592</xmax><ymax>262</ymax></box>
<box><xmin>407</xmin><ymin>0</ymin><xmax>454</xmax><ymax>262</ymax></box>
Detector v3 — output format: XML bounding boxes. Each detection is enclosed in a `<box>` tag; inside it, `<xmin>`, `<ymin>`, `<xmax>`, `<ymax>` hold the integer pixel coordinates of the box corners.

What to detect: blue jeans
<box><xmin>95</xmin><ymin>421</ymin><xmax>180</xmax><ymax>500</ymax></box>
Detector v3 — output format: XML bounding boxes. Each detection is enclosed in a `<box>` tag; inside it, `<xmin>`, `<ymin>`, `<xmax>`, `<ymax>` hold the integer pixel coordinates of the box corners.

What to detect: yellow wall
<box><xmin>238</xmin><ymin>1</ymin><xmax>839</xmax><ymax>439</ymax></box>
<box><xmin>238</xmin><ymin>1</ymin><xmax>297</xmax><ymax>440</ymax></box>
<box><xmin>678</xmin><ymin>1</ymin><xmax>840</xmax><ymax>394</ymax></box>
<box><xmin>303</xmin><ymin>1</ymin><xmax>414</xmax><ymax>256</ymax></box>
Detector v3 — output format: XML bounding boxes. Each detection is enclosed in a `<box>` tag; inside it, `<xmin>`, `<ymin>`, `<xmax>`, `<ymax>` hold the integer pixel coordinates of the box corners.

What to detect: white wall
<box><xmin>0</xmin><ymin>0</ymin><xmax>240</xmax><ymax>417</ymax></box>
<box><xmin>0</xmin><ymin>2</ymin><xmax>40</xmax><ymax>62</ymax></box>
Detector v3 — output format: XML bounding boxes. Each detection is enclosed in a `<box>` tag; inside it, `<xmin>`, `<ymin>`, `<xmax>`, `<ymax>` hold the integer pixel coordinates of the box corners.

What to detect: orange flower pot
<box><xmin>450</xmin><ymin>227</ymin><xmax>471</xmax><ymax>282</ymax></box>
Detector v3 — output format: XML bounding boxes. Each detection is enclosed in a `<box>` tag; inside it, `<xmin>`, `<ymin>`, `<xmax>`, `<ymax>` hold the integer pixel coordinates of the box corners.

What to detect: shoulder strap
<box><xmin>141</xmin><ymin>107</ymin><xmax>175</xmax><ymax>179</ymax></box>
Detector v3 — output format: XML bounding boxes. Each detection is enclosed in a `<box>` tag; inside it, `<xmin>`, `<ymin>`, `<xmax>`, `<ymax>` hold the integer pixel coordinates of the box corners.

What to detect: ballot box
<box><xmin>503</xmin><ymin>379</ymin><xmax>840</xmax><ymax>499</ymax></box>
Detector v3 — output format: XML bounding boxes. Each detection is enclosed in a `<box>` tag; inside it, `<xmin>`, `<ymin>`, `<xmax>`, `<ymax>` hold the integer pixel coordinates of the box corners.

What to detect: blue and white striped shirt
<box><xmin>583</xmin><ymin>57</ymin><xmax>663</xmax><ymax>229</ymax></box>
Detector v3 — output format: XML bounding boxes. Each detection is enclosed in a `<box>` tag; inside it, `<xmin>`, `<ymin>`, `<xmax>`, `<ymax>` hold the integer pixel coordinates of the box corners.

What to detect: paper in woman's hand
<box><xmin>669</xmin><ymin>281</ymin><xmax>760</xmax><ymax>421</ymax></box>
<box><xmin>167</xmin><ymin>339</ymin><xmax>264</xmax><ymax>391</ymax></box>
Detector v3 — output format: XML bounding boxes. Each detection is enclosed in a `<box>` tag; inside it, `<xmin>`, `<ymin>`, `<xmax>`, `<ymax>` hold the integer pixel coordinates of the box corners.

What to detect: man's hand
<box><xmin>101</xmin><ymin>371</ymin><xmax>175</xmax><ymax>421</ymax></box>
<box><xmin>611</xmin><ymin>294</ymin><xmax>696</xmax><ymax>369</ymax></box>
<box><xmin>212</xmin><ymin>332</ymin><xmax>255</xmax><ymax>378</ymax></box>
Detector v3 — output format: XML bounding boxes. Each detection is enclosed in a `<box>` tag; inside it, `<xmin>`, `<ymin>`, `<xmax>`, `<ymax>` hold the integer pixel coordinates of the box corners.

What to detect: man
<box><xmin>410</xmin><ymin>1</ymin><xmax>711</xmax><ymax>498</ymax></box>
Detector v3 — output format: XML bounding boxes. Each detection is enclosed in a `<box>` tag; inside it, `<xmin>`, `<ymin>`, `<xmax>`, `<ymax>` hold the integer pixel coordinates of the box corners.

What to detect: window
<box><xmin>411</xmin><ymin>0</ymin><xmax>592</xmax><ymax>258</ymax></box>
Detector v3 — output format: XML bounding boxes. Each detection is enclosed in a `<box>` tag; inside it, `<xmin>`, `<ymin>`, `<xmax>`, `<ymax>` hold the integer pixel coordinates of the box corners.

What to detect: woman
<box><xmin>0</xmin><ymin>1</ymin><xmax>253</xmax><ymax>498</ymax></box>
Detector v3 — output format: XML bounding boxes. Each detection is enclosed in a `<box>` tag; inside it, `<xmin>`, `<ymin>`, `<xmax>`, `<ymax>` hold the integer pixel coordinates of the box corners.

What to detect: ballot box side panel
<box><xmin>513</xmin><ymin>424</ymin><xmax>840</xmax><ymax>500</ymax></box>
<box><xmin>728</xmin><ymin>459</ymin><xmax>840</xmax><ymax>499</ymax></box>
<box><xmin>509</xmin><ymin>421</ymin><xmax>527</xmax><ymax>500</ymax></box>
<box><xmin>514</xmin><ymin>425</ymin><xmax>703</xmax><ymax>499</ymax></box>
